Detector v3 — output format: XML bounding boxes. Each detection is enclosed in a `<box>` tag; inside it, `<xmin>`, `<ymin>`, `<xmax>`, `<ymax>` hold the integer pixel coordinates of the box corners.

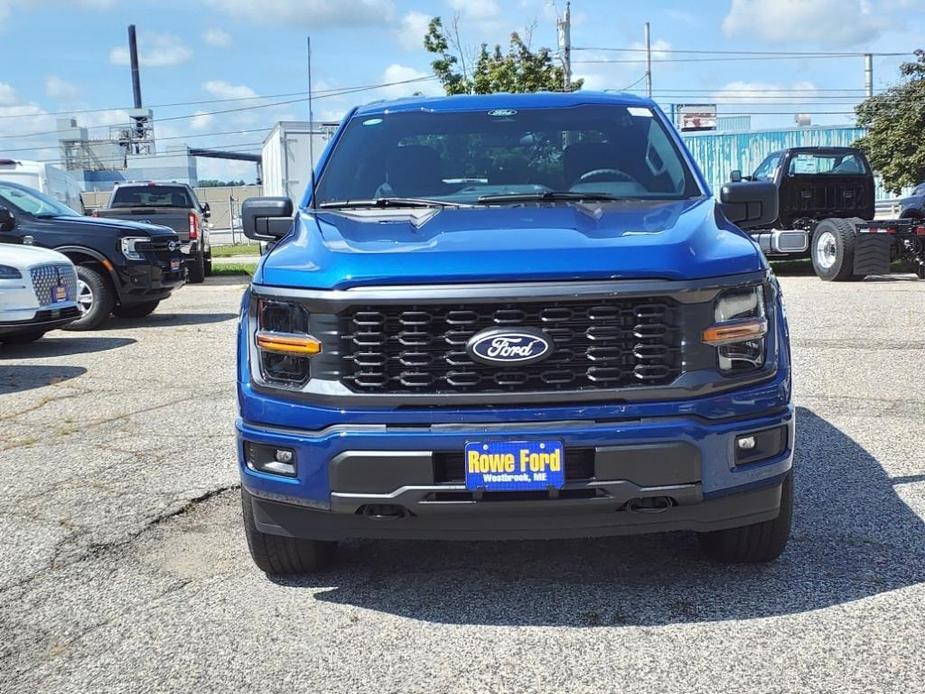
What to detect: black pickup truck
<box><xmin>0</xmin><ymin>181</ymin><xmax>185</xmax><ymax>329</ymax></box>
<box><xmin>730</xmin><ymin>146</ymin><xmax>925</xmax><ymax>280</ymax></box>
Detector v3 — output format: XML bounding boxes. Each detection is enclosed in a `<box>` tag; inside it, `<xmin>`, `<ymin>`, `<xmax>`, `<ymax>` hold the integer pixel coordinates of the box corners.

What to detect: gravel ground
<box><xmin>1</xmin><ymin>273</ymin><xmax>924</xmax><ymax>693</ymax></box>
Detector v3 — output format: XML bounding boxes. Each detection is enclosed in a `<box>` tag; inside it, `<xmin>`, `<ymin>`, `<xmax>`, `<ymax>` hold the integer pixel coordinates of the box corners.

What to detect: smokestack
<box><xmin>128</xmin><ymin>24</ymin><xmax>142</xmax><ymax>109</ymax></box>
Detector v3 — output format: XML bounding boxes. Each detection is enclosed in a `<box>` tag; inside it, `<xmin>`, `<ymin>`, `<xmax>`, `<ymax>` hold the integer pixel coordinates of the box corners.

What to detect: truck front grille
<box><xmin>30</xmin><ymin>264</ymin><xmax>77</xmax><ymax>307</ymax></box>
<box><xmin>339</xmin><ymin>298</ymin><xmax>682</xmax><ymax>394</ymax></box>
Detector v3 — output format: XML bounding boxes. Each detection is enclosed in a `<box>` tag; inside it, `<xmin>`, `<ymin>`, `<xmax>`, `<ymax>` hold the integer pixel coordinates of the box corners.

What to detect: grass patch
<box><xmin>211</xmin><ymin>243</ymin><xmax>260</xmax><ymax>258</ymax></box>
<box><xmin>211</xmin><ymin>262</ymin><xmax>257</xmax><ymax>276</ymax></box>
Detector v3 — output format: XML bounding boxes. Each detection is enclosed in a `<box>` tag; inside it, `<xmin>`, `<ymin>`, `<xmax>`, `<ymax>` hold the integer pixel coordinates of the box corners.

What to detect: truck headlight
<box><xmin>0</xmin><ymin>264</ymin><xmax>22</xmax><ymax>279</ymax></box>
<box><xmin>120</xmin><ymin>237</ymin><xmax>149</xmax><ymax>261</ymax></box>
<box><xmin>254</xmin><ymin>299</ymin><xmax>319</xmax><ymax>387</ymax></box>
<box><xmin>702</xmin><ymin>285</ymin><xmax>767</xmax><ymax>372</ymax></box>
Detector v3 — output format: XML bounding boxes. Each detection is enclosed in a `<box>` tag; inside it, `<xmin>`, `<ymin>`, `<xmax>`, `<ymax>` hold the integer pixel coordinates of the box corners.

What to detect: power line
<box><xmin>0</xmin><ymin>75</ymin><xmax>438</xmax><ymax>141</ymax></box>
<box><xmin>574</xmin><ymin>54</ymin><xmax>908</xmax><ymax>64</ymax></box>
<box><xmin>573</xmin><ymin>46</ymin><xmax>912</xmax><ymax>57</ymax></box>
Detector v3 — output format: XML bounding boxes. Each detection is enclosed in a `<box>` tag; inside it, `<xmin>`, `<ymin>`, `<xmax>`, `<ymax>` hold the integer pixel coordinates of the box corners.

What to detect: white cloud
<box><xmin>45</xmin><ymin>75</ymin><xmax>79</xmax><ymax>100</ymax></box>
<box><xmin>202</xmin><ymin>80</ymin><xmax>257</xmax><ymax>100</ymax></box>
<box><xmin>203</xmin><ymin>0</ymin><xmax>393</xmax><ymax>28</ymax></box>
<box><xmin>202</xmin><ymin>27</ymin><xmax>231</xmax><ymax>47</ymax></box>
<box><xmin>722</xmin><ymin>0</ymin><xmax>883</xmax><ymax>45</ymax></box>
<box><xmin>190</xmin><ymin>111</ymin><xmax>215</xmax><ymax>130</ymax></box>
<box><xmin>110</xmin><ymin>33</ymin><xmax>192</xmax><ymax>67</ymax></box>
<box><xmin>396</xmin><ymin>10</ymin><xmax>430</xmax><ymax>51</ymax></box>
<box><xmin>376</xmin><ymin>64</ymin><xmax>441</xmax><ymax>99</ymax></box>
<box><xmin>448</xmin><ymin>0</ymin><xmax>499</xmax><ymax>21</ymax></box>
<box><xmin>0</xmin><ymin>82</ymin><xmax>19</xmax><ymax>106</ymax></box>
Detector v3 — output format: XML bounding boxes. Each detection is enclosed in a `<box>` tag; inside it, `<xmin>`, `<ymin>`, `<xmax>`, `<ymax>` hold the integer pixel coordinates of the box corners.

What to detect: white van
<box><xmin>0</xmin><ymin>159</ymin><xmax>84</xmax><ymax>214</ymax></box>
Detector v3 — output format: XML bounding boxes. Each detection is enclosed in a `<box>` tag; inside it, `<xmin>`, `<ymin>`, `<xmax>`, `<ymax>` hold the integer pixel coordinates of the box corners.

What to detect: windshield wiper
<box><xmin>317</xmin><ymin>197</ymin><xmax>467</xmax><ymax>209</ymax></box>
<box><xmin>476</xmin><ymin>191</ymin><xmax>622</xmax><ymax>204</ymax></box>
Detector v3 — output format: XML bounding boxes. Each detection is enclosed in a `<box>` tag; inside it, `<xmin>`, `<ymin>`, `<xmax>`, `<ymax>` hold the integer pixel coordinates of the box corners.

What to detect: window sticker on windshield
<box><xmin>628</xmin><ymin>107</ymin><xmax>653</xmax><ymax>117</ymax></box>
<box><xmin>362</xmin><ymin>118</ymin><xmax>383</xmax><ymax>126</ymax></box>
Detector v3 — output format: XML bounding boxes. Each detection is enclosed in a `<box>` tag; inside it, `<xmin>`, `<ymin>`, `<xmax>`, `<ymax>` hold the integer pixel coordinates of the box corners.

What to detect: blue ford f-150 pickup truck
<box><xmin>237</xmin><ymin>92</ymin><xmax>793</xmax><ymax>575</ymax></box>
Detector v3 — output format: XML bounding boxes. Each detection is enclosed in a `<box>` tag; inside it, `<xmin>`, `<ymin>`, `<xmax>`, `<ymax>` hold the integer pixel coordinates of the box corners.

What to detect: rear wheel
<box><xmin>112</xmin><ymin>300</ymin><xmax>160</xmax><ymax>319</ymax></box>
<box><xmin>1</xmin><ymin>330</ymin><xmax>46</xmax><ymax>344</ymax></box>
<box><xmin>241</xmin><ymin>489</ymin><xmax>336</xmax><ymax>575</ymax></box>
<box><xmin>811</xmin><ymin>218</ymin><xmax>860</xmax><ymax>281</ymax></box>
<box><xmin>698</xmin><ymin>473</ymin><xmax>793</xmax><ymax>563</ymax></box>
<box><xmin>65</xmin><ymin>265</ymin><xmax>115</xmax><ymax>331</ymax></box>
<box><xmin>188</xmin><ymin>252</ymin><xmax>206</xmax><ymax>284</ymax></box>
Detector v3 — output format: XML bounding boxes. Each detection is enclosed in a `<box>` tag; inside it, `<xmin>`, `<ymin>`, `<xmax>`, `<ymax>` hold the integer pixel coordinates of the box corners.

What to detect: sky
<box><xmin>0</xmin><ymin>0</ymin><xmax>922</xmax><ymax>182</ymax></box>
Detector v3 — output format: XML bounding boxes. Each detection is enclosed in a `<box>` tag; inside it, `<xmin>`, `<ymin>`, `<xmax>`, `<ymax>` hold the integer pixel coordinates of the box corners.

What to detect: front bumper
<box><xmin>117</xmin><ymin>261</ymin><xmax>186</xmax><ymax>305</ymax></box>
<box><xmin>0</xmin><ymin>305</ymin><xmax>81</xmax><ymax>335</ymax></box>
<box><xmin>237</xmin><ymin>394</ymin><xmax>794</xmax><ymax>540</ymax></box>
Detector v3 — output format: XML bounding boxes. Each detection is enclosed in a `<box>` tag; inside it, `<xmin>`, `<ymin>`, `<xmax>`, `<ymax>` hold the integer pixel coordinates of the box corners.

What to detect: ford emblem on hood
<box><xmin>467</xmin><ymin>327</ymin><xmax>553</xmax><ymax>365</ymax></box>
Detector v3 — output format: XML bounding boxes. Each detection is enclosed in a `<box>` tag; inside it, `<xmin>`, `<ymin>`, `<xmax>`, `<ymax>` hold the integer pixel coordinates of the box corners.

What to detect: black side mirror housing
<box><xmin>719</xmin><ymin>181</ymin><xmax>778</xmax><ymax>229</ymax></box>
<box><xmin>729</xmin><ymin>170</ymin><xmax>742</xmax><ymax>183</ymax></box>
<box><xmin>201</xmin><ymin>202</ymin><xmax>211</xmax><ymax>219</ymax></box>
<box><xmin>0</xmin><ymin>206</ymin><xmax>15</xmax><ymax>232</ymax></box>
<box><xmin>241</xmin><ymin>197</ymin><xmax>294</xmax><ymax>241</ymax></box>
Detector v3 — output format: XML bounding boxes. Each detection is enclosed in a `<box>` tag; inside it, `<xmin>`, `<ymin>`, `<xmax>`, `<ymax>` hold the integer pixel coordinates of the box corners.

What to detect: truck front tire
<box><xmin>241</xmin><ymin>489</ymin><xmax>336</xmax><ymax>575</ymax></box>
<box><xmin>65</xmin><ymin>265</ymin><xmax>115</xmax><ymax>331</ymax></box>
<box><xmin>697</xmin><ymin>473</ymin><xmax>793</xmax><ymax>563</ymax></box>
<box><xmin>811</xmin><ymin>218</ymin><xmax>860</xmax><ymax>281</ymax></box>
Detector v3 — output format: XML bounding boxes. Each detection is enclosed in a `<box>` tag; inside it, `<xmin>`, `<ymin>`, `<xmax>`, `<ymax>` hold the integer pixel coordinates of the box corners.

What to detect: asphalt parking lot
<box><xmin>1</xmin><ymin>273</ymin><xmax>924</xmax><ymax>693</ymax></box>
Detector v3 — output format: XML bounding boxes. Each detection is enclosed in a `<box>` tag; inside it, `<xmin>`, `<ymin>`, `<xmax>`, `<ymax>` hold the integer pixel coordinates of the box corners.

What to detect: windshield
<box><xmin>314</xmin><ymin>104</ymin><xmax>702</xmax><ymax>206</ymax></box>
<box><xmin>0</xmin><ymin>183</ymin><xmax>80</xmax><ymax>217</ymax></box>
<box><xmin>787</xmin><ymin>152</ymin><xmax>868</xmax><ymax>176</ymax></box>
<box><xmin>111</xmin><ymin>185</ymin><xmax>195</xmax><ymax>208</ymax></box>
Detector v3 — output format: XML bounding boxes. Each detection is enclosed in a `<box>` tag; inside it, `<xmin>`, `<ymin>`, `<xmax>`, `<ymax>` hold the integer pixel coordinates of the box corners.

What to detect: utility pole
<box><xmin>644</xmin><ymin>22</ymin><xmax>652</xmax><ymax>98</ymax></box>
<box><xmin>864</xmin><ymin>53</ymin><xmax>873</xmax><ymax>98</ymax></box>
<box><xmin>557</xmin><ymin>1</ymin><xmax>572</xmax><ymax>91</ymax></box>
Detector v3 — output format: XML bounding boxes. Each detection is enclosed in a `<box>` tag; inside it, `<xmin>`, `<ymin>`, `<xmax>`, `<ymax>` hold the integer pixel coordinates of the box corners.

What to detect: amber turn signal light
<box><xmin>702</xmin><ymin>318</ymin><xmax>768</xmax><ymax>346</ymax></box>
<box><xmin>255</xmin><ymin>331</ymin><xmax>322</xmax><ymax>356</ymax></box>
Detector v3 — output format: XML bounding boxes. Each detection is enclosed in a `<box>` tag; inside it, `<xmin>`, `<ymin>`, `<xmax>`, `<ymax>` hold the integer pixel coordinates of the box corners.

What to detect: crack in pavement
<box><xmin>0</xmin><ymin>485</ymin><xmax>240</xmax><ymax>599</ymax></box>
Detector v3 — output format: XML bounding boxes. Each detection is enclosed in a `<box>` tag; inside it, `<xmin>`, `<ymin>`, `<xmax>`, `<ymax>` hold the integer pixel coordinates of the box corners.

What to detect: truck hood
<box><xmin>255</xmin><ymin>197</ymin><xmax>765</xmax><ymax>290</ymax></box>
<box><xmin>42</xmin><ymin>214</ymin><xmax>177</xmax><ymax>239</ymax></box>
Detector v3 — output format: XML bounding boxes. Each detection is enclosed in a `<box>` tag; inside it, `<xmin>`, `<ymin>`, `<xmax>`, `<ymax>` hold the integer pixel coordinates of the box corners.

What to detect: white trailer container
<box><xmin>260</xmin><ymin>121</ymin><xmax>338</xmax><ymax>204</ymax></box>
<box><xmin>0</xmin><ymin>159</ymin><xmax>84</xmax><ymax>213</ymax></box>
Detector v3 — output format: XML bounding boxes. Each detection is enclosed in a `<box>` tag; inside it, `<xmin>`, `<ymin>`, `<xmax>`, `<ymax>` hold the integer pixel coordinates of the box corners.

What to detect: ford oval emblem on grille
<box><xmin>167</xmin><ymin>241</ymin><xmax>178</xmax><ymax>251</ymax></box>
<box><xmin>467</xmin><ymin>327</ymin><xmax>553</xmax><ymax>366</ymax></box>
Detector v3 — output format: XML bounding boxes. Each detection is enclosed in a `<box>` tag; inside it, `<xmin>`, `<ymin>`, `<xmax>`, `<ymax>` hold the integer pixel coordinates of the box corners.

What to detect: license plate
<box><xmin>170</xmin><ymin>259</ymin><xmax>180</xmax><ymax>271</ymax></box>
<box><xmin>465</xmin><ymin>440</ymin><xmax>565</xmax><ymax>491</ymax></box>
<box><xmin>51</xmin><ymin>285</ymin><xmax>66</xmax><ymax>302</ymax></box>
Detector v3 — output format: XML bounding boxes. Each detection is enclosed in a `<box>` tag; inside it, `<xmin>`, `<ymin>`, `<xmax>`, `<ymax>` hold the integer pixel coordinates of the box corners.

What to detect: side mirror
<box><xmin>241</xmin><ymin>197</ymin><xmax>294</xmax><ymax>241</ymax></box>
<box><xmin>0</xmin><ymin>206</ymin><xmax>14</xmax><ymax>232</ymax></box>
<box><xmin>201</xmin><ymin>202</ymin><xmax>211</xmax><ymax>219</ymax></box>
<box><xmin>719</xmin><ymin>181</ymin><xmax>778</xmax><ymax>229</ymax></box>
<box><xmin>730</xmin><ymin>170</ymin><xmax>742</xmax><ymax>183</ymax></box>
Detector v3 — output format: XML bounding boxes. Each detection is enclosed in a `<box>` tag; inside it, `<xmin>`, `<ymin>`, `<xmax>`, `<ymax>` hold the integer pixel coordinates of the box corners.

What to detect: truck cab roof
<box><xmin>352</xmin><ymin>91</ymin><xmax>654</xmax><ymax>116</ymax></box>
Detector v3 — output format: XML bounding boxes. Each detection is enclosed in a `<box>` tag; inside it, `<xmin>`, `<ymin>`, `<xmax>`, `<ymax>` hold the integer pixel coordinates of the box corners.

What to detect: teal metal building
<box><xmin>678</xmin><ymin>126</ymin><xmax>899</xmax><ymax>199</ymax></box>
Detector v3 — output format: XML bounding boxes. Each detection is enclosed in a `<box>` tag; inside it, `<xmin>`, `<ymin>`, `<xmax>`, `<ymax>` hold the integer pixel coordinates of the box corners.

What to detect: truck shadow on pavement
<box><xmin>0</xmin><ymin>364</ymin><xmax>87</xmax><ymax>394</ymax></box>
<box><xmin>0</xmin><ymin>336</ymin><xmax>134</xmax><ymax>359</ymax></box>
<box><xmin>295</xmin><ymin>407</ymin><xmax>925</xmax><ymax>627</ymax></box>
<box><xmin>105</xmin><ymin>312</ymin><xmax>238</xmax><ymax>329</ymax></box>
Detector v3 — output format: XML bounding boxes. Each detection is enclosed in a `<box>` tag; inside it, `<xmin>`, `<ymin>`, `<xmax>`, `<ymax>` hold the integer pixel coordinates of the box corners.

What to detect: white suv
<box><xmin>0</xmin><ymin>244</ymin><xmax>80</xmax><ymax>344</ymax></box>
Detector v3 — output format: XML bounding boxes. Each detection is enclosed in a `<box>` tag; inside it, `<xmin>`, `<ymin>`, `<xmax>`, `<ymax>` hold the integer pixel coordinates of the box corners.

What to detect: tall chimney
<box><xmin>128</xmin><ymin>25</ymin><xmax>142</xmax><ymax>108</ymax></box>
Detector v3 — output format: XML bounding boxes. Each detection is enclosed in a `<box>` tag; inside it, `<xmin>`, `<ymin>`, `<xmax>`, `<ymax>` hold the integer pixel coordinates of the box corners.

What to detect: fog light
<box><xmin>734</xmin><ymin>426</ymin><xmax>788</xmax><ymax>466</ymax></box>
<box><xmin>244</xmin><ymin>441</ymin><xmax>297</xmax><ymax>477</ymax></box>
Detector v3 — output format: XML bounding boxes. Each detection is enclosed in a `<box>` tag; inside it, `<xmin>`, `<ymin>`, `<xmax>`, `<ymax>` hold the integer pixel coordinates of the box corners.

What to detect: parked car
<box><xmin>0</xmin><ymin>243</ymin><xmax>80</xmax><ymax>343</ymax></box>
<box><xmin>236</xmin><ymin>92</ymin><xmax>794</xmax><ymax>575</ymax></box>
<box><xmin>94</xmin><ymin>182</ymin><xmax>212</xmax><ymax>283</ymax></box>
<box><xmin>0</xmin><ymin>158</ymin><xmax>85</xmax><ymax>214</ymax></box>
<box><xmin>0</xmin><ymin>181</ymin><xmax>185</xmax><ymax>330</ymax></box>
<box><xmin>899</xmin><ymin>181</ymin><xmax>925</xmax><ymax>220</ymax></box>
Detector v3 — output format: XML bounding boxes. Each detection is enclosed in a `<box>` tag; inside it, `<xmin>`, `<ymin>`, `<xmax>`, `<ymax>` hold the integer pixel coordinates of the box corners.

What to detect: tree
<box><xmin>855</xmin><ymin>49</ymin><xmax>925</xmax><ymax>194</ymax></box>
<box><xmin>423</xmin><ymin>17</ymin><xmax>582</xmax><ymax>96</ymax></box>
